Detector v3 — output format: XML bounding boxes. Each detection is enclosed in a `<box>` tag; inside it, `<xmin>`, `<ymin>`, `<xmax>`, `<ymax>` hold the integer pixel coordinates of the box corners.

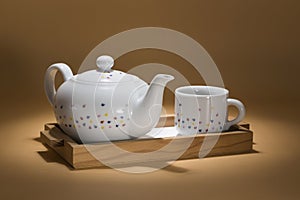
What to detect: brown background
<box><xmin>0</xmin><ymin>0</ymin><xmax>299</xmax><ymax>200</ymax></box>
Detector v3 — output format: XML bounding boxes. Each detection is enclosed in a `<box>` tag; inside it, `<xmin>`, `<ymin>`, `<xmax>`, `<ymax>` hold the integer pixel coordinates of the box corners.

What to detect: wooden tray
<box><xmin>40</xmin><ymin>115</ymin><xmax>253</xmax><ymax>169</ymax></box>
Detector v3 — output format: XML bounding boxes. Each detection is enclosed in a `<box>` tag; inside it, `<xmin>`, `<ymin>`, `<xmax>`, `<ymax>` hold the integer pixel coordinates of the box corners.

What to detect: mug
<box><xmin>174</xmin><ymin>86</ymin><xmax>245</xmax><ymax>135</ymax></box>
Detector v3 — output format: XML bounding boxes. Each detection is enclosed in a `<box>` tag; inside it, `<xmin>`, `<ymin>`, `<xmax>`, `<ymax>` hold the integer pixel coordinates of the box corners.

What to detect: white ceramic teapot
<box><xmin>44</xmin><ymin>55</ymin><xmax>174</xmax><ymax>143</ymax></box>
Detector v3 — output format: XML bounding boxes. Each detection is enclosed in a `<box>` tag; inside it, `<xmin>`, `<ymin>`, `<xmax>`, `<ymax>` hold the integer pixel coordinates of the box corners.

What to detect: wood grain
<box><xmin>40</xmin><ymin>116</ymin><xmax>253</xmax><ymax>169</ymax></box>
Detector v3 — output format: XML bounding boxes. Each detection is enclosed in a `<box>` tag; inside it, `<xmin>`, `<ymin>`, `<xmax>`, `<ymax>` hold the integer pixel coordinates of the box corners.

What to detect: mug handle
<box><xmin>224</xmin><ymin>98</ymin><xmax>246</xmax><ymax>130</ymax></box>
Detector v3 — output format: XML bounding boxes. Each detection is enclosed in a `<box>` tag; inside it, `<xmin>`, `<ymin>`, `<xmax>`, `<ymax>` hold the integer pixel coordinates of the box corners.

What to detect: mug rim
<box><xmin>175</xmin><ymin>85</ymin><xmax>229</xmax><ymax>97</ymax></box>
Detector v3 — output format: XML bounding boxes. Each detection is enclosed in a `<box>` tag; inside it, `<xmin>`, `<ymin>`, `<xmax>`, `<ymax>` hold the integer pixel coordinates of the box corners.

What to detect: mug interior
<box><xmin>176</xmin><ymin>86</ymin><xmax>228</xmax><ymax>97</ymax></box>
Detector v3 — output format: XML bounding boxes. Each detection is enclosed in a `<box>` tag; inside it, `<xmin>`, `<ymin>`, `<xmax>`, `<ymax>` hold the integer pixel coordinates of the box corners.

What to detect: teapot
<box><xmin>44</xmin><ymin>55</ymin><xmax>174</xmax><ymax>143</ymax></box>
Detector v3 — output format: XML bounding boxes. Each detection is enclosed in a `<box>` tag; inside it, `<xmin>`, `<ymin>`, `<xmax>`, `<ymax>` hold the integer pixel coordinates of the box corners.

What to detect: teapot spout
<box><xmin>127</xmin><ymin>74</ymin><xmax>174</xmax><ymax>137</ymax></box>
<box><xmin>142</xmin><ymin>74</ymin><xmax>175</xmax><ymax>109</ymax></box>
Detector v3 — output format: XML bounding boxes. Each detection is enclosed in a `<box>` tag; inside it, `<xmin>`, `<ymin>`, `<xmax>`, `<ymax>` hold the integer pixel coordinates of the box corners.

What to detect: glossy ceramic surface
<box><xmin>175</xmin><ymin>86</ymin><xmax>245</xmax><ymax>135</ymax></box>
<box><xmin>44</xmin><ymin>55</ymin><xmax>174</xmax><ymax>143</ymax></box>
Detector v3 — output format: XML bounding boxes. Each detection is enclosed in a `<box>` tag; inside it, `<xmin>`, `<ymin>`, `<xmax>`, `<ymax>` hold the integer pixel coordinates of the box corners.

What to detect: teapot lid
<box><xmin>73</xmin><ymin>55</ymin><xmax>139</xmax><ymax>83</ymax></box>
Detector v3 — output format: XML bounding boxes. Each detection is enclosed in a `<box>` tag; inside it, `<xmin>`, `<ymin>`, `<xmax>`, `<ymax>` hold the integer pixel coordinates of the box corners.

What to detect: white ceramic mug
<box><xmin>175</xmin><ymin>86</ymin><xmax>245</xmax><ymax>135</ymax></box>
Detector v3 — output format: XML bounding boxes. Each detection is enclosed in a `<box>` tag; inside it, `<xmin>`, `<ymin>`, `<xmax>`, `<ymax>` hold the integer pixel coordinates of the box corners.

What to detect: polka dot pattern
<box><xmin>175</xmin><ymin>103</ymin><xmax>224</xmax><ymax>133</ymax></box>
<box><xmin>54</xmin><ymin>102</ymin><xmax>129</xmax><ymax>132</ymax></box>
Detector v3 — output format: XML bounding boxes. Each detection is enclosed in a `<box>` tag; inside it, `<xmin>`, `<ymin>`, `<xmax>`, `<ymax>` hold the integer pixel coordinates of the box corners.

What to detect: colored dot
<box><xmin>179</xmin><ymin>103</ymin><xmax>182</xmax><ymax>106</ymax></box>
<box><xmin>199</xmin><ymin>121</ymin><xmax>202</xmax><ymax>124</ymax></box>
<box><xmin>192</xmin><ymin>118</ymin><xmax>196</xmax><ymax>121</ymax></box>
<box><xmin>177</xmin><ymin>119</ymin><xmax>180</xmax><ymax>122</ymax></box>
<box><xmin>69</xmin><ymin>117</ymin><xmax>73</xmax><ymax>120</ymax></box>
<box><xmin>82</xmin><ymin>104</ymin><xmax>86</xmax><ymax>108</ymax></box>
<box><xmin>108</xmin><ymin>125</ymin><xmax>112</xmax><ymax>128</ymax></box>
<box><xmin>101</xmin><ymin>126</ymin><xmax>105</xmax><ymax>129</ymax></box>
<box><xmin>187</xmin><ymin>118</ymin><xmax>189</xmax><ymax>121</ymax></box>
<box><xmin>188</xmin><ymin>126</ymin><xmax>191</xmax><ymax>129</ymax></box>
<box><xmin>88</xmin><ymin>126</ymin><xmax>92</xmax><ymax>129</ymax></box>
<box><xmin>109</xmin><ymin>74</ymin><xmax>113</xmax><ymax>77</ymax></box>
<box><xmin>107</xmin><ymin>121</ymin><xmax>111</xmax><ymax>124</ymax></box>
<box><xmin>183</xmin><ymin>125</ymin><xmax>185</xmax><ymax>128</ymax></box>
<box><xmin>205</xmin><ymin>129</ymin><xmax>208</xmax><ymax>132</ymax></box>
<box><xmin>104</xmin><ymin>113</ymin><xmax>108</xmax><ymax>117</ymax></box>
<box><xmin>64</xmin><ymin>124</ymin><xmax>67</xmax><ymax>127</ymax></box>
<box><xmin>60</xmin><ymin>105</ymin><xmax>63</xmax><ymax>109</ymax></box>
<box><xmin>175</xmin><ymin>122</ymin><xmax>178</xmax><ymax>125</ymax></box>
<box><xmin>198</xmin><ymin>108</ymin><xmax>201</xmax><ymax>111</ymax></box>
<box><xmin>75</xmin><ymin>120</ymin><xmax>79</xmax><ymax>123</ymax></box>
<box><xmin>97</xmin><ymin>114</ymin><xmax>101</xmax><ymax>118</ymax></box>
<box><xmin>83</xmin><ymin>123</ymin><xmax>86</xmax><ymax>126</ymax></box>
<box><xmin>100</xmin><ymin>120</ymin><xmax>104</xmax><ymax>124</ymax></box>
<box><xmin>94</xmin><ymin>125</ymin><xmax>97</xmax><ymax>128</ymax></box>
<box><xmin>194</xmin><ymin>126</ymin><xmax>197</xmax><ymax>129</ymax></box>
<box><xmin>198</xmin><ymin>129</ymin><xmax>202</xmax><ymax>132</ymax></box>
<box><xmin>216</xmin><ymin>113</ymin><xmax>219</xmax><ymax>117</ymax></box>
<box><xmin>55</xmin><ymin>105</ymin><xmax>57</xmax><ymax>109</ymax></box>
<box><xmin>89</xmin><ymin>120</ymin><xmax>93</xmax><ymax>124</ymax></box>
<box><xmin>86</xmin><ymin>115</ymin><xmax>90</xmax><ymax>119</ymax></box>
<box><xmin>218</xmin><ymin>121</ymin><xmax>221</xmax><ymax>125</ymax></box>
<box><xmin>63</xmin><ymin>115</ymin><xmax>66</xmax><ymax>118</ymax></box>
<box><xmin>120</xmin><ymin>116</ymin><xmax>124</xmax><ymax>119</ymax></box>
<box><xmin>101</xmin><ymin>103</ymin><xmax>105</xmax><ymax>107</ymax></box>
<box><xmin>192</xmin><ymin>122</ymin><xmax>195</xmax><ymax>126</ymax></box>
<box><xmin>122</xmin><ymin>124</ymin><xmax>126</xmax><ymax>127</ymax></box>
<box><xmin>116</xmin><ymin>124</ymin><xmax>119</xmax><ymax>127</ymax></box>
<box><xmin>182</xmin><ymin>120</ymin><xmax>185</xmax><ymax>123</ymax></box>
<box><xmin>113</xmin><ymin>117</ymin><xmax>117</xmax><ymax>120</ymax></box>
<box><xmin>210</xmin><ymin>120</ymin><xmax>214</xmax><ymax>123</ymax></box>
<box><xmin>59</xmin><ymin>116</ymin><xmax>62</xmax><ymax>119</ymax></box>
<box><xmin>119</xmin><ymin>120</ymin><xmax>124</xmax><ymax>123</ymax></box>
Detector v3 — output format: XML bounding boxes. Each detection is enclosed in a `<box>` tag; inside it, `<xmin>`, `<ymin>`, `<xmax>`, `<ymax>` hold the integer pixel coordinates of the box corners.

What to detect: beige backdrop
<box><xmin>0</xmin><ymin>0</ymin><xmax>299</xmax><ymax>200</ymax></box>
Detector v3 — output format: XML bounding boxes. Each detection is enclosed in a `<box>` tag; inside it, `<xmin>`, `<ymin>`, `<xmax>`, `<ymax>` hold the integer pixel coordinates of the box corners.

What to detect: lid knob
<box><xmin>96</xmin><ymin>55</ymin><xmax>114</xmax><ymax>72</ymax></box>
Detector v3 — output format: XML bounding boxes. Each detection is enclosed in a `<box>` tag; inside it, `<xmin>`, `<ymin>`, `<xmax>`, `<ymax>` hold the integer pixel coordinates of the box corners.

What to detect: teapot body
<box><xmin>54</xmin><ymin>78</ymin><xmax>147</xmax><ymax>143</ymax></box>
<box><xmin>45</xmin><ymin>55</ymin><xmax>174</xmax><ymax>143</ymax></box>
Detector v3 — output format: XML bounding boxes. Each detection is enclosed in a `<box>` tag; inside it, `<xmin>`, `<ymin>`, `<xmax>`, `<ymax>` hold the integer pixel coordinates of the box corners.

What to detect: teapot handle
<box><xmin>44</xmin><ymin>63</ymin><xmax>73</xmax><ymax>106</ymax></box>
